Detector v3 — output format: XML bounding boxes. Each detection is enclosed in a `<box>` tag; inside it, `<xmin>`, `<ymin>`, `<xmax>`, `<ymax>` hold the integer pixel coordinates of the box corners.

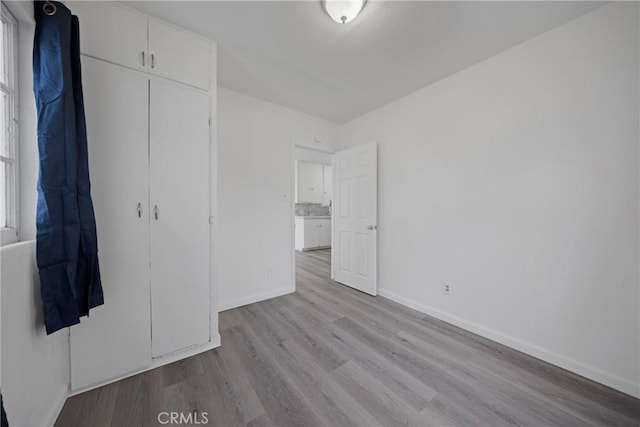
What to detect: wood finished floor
<box><xmin>57</xmin><ymin>249</ymin><xmax>640</xmax><ymax>427</ymax></box>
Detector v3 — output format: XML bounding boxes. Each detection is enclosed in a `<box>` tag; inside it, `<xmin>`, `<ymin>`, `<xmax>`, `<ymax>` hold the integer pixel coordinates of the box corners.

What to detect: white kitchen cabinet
<box><xmin>322</xmin><ymin>166</ymin><xmax>333</xmax><ymax>206</ymax></box>
<box><xmin>148</xmin><ymin>20</ymin><xmax>210</xmax><ymax>90</ymax></box>
<box><xmin>70</xmin><ymin>3</ymin><xmax>209</xmax><ymax>90</ymax></box>
<box><xmin>295</xmin><ymin>217</ymin><xmax>331</xmax><ymax>251</ymax></box>
<box><xmin>303</xmin><ymin>219</ymin><xmax>318</xmax><ymax>248</ymax></box>
<box><xmin>70</xmin><ymin>58</ymin><xmax>151</xmax><ymax>391</ymax></box>
<box><xmin>150</xmin><ymin>79</ymin><xmax>211</xmax><ymax>357</ymax></box>
<box><xmin>296</xmin><ymin>161</ymin><xmax>324</xmax><ymax>203</ymax></box>
<box><xmin>317</xmin><ymin>219</ymin><xmax>331</xmax><ymax>247</ymax></box>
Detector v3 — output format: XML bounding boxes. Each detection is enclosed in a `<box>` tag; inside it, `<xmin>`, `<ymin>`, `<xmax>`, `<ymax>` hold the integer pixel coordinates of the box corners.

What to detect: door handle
<box><xmin>137</xmin><ymin>202</ymin><xmax>142</xmax><ymax>218</ymax></box>
<box><xmin>367</xmin><ymin>225</ymin><xmax>377</xmax><ymax>230</ymax></box>
<box><xmin>154</xmin><ymin>205</ymin><xmax>159</xmax><ymax>221</ymax></box>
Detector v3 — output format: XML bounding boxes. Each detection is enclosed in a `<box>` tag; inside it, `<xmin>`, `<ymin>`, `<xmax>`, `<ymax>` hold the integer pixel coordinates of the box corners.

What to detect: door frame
<box><xmin>290</xmin><ymin>143</ymin><xmax>335</xmax><ymax>293</ymax></box>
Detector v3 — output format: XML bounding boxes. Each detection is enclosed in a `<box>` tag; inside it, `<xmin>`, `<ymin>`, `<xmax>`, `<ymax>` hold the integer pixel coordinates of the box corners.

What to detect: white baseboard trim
<box><xmin>150</xmin><ymin>339</ymin><xmax>221</xmax><ymax>370</ymax></box>
<box><xmin>43</xmin><ymin>384</ymin><xmax>69</xmax><ymax>427</ymax></box>
<box><xmin>378</xmin><ymin>289</ymin><xmax>640</xmax><ymax>399</ymax></box>
<box><xmin>69</xmin><ymin>338</ymin><xmax>221</xmax><ymax>397</ymax></box>
<box><xmin>218</xmin><ymin>287</ymin><xmax>294</xmax><ymax>311</ymax></box>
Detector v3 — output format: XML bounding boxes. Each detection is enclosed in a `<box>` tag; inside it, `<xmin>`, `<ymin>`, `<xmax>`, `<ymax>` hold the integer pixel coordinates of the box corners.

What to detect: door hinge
<box><xmin>209</xmin><ymin>216</ymin><xmax>214</xmax><ymax>225</ymax></box>
<box><xmin>208</xmin><ymin>117</ymin><xmax>212</xmax><ymax>127</ymax></box>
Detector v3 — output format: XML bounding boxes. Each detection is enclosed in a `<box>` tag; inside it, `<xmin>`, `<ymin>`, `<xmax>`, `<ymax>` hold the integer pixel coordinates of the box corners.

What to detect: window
<box><xmin>0</xmin><ymin>5</ymin><xmax>18</xmax><ymax>245</ymax></box>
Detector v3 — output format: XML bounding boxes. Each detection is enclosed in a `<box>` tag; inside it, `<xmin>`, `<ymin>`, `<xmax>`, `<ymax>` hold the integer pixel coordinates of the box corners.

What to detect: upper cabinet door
<box><xmin>148</xmin><ymin>19</ymin><xmax>210</xmax><ymax>90</ymax></box>
<box><xmin>322</xmin><ymin>166</ymin><xmax>333</xmax><ymax>206</ymax></box>
<box><xmin>70</xmin><ymin>2</ymin><xmax>148</xmax><ymax>72</ymax></box>
<box><xmin>297</xmin><ymin>162</ymin><xmax>324</xmax><ymax>203</ymax></box>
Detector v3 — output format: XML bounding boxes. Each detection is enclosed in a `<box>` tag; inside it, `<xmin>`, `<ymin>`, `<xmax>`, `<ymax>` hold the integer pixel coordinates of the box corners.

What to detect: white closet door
<box><xmin>150</xmin><ymin>79</ymin><xmax>210</xmax><ymax>358</ymax></box>
<box><xmin>70</xmin><ymin>57</ymin><xmax>151</xmax><ymax>390</ymax></box>
<box><xmin>70</xmin><ymin>2</ymin><xmax>148</xmax><ymax>72</ymax></box>
<box><xmin>148</xmin><ymin>19</ymin><xmax>210</xmax><ymax>90</ymax></box>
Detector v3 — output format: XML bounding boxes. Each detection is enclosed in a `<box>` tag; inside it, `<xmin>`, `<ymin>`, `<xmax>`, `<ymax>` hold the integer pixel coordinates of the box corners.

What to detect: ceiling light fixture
<box><xmin>323</xmin><ymin>0</ymin><xmax>366</xmax><ymax>24</ymax></box>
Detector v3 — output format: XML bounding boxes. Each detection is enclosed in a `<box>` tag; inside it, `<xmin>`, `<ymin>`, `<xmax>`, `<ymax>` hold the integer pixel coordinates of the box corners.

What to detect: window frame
<box><xmin>1</xmin><ymin>4</ymin><xmax>19</xmax><ymax>246</ymax></box>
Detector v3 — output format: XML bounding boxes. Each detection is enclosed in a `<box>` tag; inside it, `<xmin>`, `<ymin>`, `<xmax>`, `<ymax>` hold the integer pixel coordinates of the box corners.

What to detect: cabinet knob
<box><xmin>151</xmin><ymin>54</ymin><xmax>156</xmax><ymax>69</ymax></box>
<box><xmin>141</xmin><ymin>51</ymin><xmax>146</xmax><ymax>67</ymax></box>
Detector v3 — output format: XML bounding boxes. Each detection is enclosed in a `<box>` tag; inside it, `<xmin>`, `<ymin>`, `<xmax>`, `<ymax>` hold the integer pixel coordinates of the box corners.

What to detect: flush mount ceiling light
<box><xmin>323</xmin><ymin>0</ymin><xmax>366</xmax><ymax>24</ymax></box>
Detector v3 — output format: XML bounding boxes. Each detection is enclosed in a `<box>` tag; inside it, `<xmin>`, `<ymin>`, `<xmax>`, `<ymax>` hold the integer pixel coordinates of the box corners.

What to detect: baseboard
<box><xmin>42</xmin><ymin>383</ymin><xmax>68</xmax><ymax>427</ymax></box>
<box><xmin>297</xmin><ymin>246</ymin><xmax>331</xmax><ymax>252</ymax></box>
<box><xmin>69</xmin><ymin>338</ymin><xmax>221</xmax><ymax>397</ymax></box>
<box><xmin>218</xmin><ymin>287</ymin><xmax>294</xmax><ymax>311</ymax></box>
<box><xmin>378</xmin><ymin>289</ymin><xmax>640</xmax><ymax>399</ymax></box>
<box><xmin>150</xmin><ymin>339</ymin><xmax>221</xmax><ymax>370</ymax></box>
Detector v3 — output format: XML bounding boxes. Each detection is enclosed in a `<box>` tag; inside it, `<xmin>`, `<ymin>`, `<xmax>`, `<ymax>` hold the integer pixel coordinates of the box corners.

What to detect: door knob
<box><xmin>367</xmin><ymin>225</ymin><xmax>377</xmax><ymax>230</ymax></box>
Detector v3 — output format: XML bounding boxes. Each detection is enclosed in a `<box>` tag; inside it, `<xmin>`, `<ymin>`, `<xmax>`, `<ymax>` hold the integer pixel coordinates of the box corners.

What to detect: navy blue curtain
<box><xmin>1</xmin><ymin>393</ymin><xmax>8</xmax><ymax>427</ymax></box>
<box><xmin>33</xmin><ymin>1</ymin><xmax>103</xmax><ymax>335</ymax></box>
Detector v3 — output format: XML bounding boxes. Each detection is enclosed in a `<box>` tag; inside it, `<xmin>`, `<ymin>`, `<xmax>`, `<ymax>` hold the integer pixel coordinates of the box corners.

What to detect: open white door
<box><xmin>333</xmin><ymin>142</ymin><xmax>377</xmax><ymax>296</ymax></box>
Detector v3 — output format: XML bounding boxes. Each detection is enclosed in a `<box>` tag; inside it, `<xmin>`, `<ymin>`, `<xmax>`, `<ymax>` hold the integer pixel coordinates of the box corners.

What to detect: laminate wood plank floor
<box><xmin>57</xmin><ymin>249</ymin><xmax>640</xmax><ymax>426</ymax></box>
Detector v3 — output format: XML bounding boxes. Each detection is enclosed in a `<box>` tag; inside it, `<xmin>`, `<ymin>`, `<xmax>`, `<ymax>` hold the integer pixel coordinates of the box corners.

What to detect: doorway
<box><xmin>291</xmin><ymin>142</ymin><xmax>378</xmax><ymax>297</ymax></box>
<box><xmin>291</xmin><ymin>145</ymin><xmax>334</xmax><ymax>288</ymax></box>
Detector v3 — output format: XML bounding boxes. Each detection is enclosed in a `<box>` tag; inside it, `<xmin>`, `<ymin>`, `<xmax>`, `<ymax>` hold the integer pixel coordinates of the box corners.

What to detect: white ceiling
<box><xmin>126</xmin><ymin>1</ymin><xmax>604</xmax><ymax>123</ymax></box>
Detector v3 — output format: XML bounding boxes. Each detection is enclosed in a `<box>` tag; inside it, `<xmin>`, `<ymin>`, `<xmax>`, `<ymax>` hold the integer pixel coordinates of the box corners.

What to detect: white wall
<box><xmin>0</xmin><ymin>3</ymin><xmax>70</xmax><ymax>426</ymax></box>
<box><xmin>339</xmin><ymin>3</ymin><xmax>640</xmax><ymax>397</ymax></box>
<box><xmin>1</xmin><ymin>242</ymin><xmax>69</xmax><ymax>427</ymax></box>
<box><xmin>217</xmin><ymin>87</ymin><xmax>339</xmax><ymax>310</ymax></box>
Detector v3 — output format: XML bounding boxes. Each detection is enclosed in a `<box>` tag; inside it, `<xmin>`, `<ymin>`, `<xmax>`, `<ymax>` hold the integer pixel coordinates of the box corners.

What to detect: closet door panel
<box><xmin>148</xmin><ymin>19</ymin><xmax>210</xmax><ymax>90</ymax></box>
<box><xmin>70</xmin><ymin>58</ymin><xmax>151</xmax><ymax>390</ymax></box>
<box><xmin>150</xmin><ymin>79</ymin><xmax>210</xmax><ymax>358</ymax></box>
<box><xmin>70</xmin><ymin>2</ymin><xmax>148</xmax><ymax>72</ymax></box>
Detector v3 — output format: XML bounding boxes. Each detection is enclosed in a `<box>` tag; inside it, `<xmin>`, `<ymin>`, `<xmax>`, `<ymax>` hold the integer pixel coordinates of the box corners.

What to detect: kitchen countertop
<box><xmin>296</xmin><ymin>216</ymin><xmax>331</xmax><ymax>219</ymax></box>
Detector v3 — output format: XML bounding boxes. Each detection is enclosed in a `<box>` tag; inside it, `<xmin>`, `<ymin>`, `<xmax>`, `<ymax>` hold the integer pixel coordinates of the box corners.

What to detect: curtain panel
<box><xmin>33</xmin><ymin>1</ymin><xmax>103</xmax><ymax>335</ymax></box>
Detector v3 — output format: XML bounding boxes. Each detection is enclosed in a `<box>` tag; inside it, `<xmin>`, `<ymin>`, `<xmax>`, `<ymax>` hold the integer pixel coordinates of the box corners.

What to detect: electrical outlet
<box><xmin>443</xmin><ymin>283</ymin><xmax>452</xmax><ymax>295</ymax></box>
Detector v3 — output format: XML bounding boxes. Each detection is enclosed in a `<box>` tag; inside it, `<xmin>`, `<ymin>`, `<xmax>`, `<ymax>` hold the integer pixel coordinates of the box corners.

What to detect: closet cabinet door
<box><xmin>70</xmin><ymin>58</ymin><xmax>151</xmax><ymax>390</ymax></box>
<box><xmin>150</xmin><ymin>80</ymin><xmax>210</xmax><ymax>358</ymax></box>
<box><xmin>148</xmin><ymin>20</ymin><xmax>210</xmax><ymax>90</ymax></box>
<box><xmin>70</xmin><ymin>2</ymin><xmax>147</xmax><ymax>72</ymax></box>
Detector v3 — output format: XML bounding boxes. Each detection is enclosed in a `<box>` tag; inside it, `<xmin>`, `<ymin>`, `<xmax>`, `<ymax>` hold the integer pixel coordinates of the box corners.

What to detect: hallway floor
<box><xmin>56</xmin><ymin>249</ymin><xmax>640</xmax><ymax>426</ymax></box>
